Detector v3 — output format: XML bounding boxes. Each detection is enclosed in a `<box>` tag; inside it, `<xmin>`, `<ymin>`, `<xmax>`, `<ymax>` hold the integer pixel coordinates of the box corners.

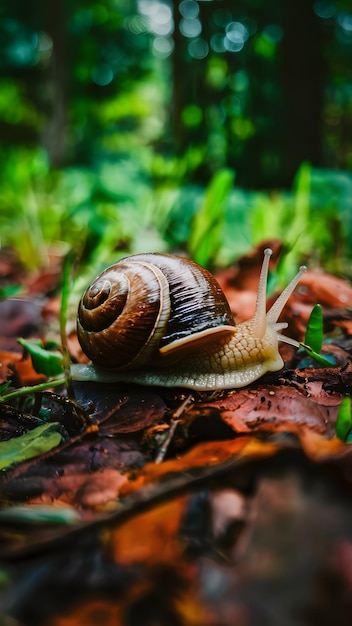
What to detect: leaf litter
<box><xmin>1</xmin><ymin>242</ymin><xmax>352</xmax><ymax>625</ymax></box>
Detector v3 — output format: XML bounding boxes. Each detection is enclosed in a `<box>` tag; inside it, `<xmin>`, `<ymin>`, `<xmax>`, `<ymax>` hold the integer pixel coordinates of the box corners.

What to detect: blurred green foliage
<box><xmin>0</xmin><ymin>0</ymin><xmax>352</xmax><ymax>277</ymax></box>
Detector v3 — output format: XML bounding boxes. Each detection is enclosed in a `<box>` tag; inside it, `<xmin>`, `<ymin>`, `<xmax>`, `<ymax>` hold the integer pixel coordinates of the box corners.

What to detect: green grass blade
<box><xmin>335</xmin><ymin>397</ymin><xmax>352</xmax><ymax>441</ymax></box>
<box><xmin>299</xmin><ymin>343</ymin><xmax>334</xmax><ymax>367</ymax></box>
<box><xmin>189</xmin><ymin>168</ymin><xmax>234</xmax><ymax>266</ymax></box>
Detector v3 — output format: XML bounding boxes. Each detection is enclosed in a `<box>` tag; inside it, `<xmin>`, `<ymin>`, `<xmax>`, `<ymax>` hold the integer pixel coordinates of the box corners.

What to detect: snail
<box><xmin>71</xmin><ymin>249</ymin><xmax>307</xmax><ymax>391</ymax></box>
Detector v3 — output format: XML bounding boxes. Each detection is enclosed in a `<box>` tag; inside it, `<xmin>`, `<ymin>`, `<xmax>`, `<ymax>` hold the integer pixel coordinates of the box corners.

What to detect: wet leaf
<box><xmin>2</xmin><ymin>245</ymin><xmax>352</xmax><ymax>625</ymax></box>
<box><xmin>18</xmin><ymin>337</ymin><xmax>64</xmax><ymax>377</ymax></box>
<box><xmin>73</xmin><ymin>381</ymin><xmax>168</xmax><ymax>433</ymax></box>
<box><xmin>0</xmin><ymin>422</ymin><xmax>63</xmax><ymax>470</ymax></box>
<box><xmin>0</xmin><ymin>349</ymin><xmax>47</xmax><ymax>385</ymax></box>
<box><xmin>0</xmin><ymin>381</ymin><xmax>11</xmax><ymax>396</ymax></box>
<box><xmin>0</xmin><ymin>504</ymin><xmax>80</xmax><ymax>525</ymax></box>
<box><xmin>299</xmin><ymin>303</ymin><xmax>336</xmax><ymax>367</ymax></box>
<box><xmin>299</xmin><ymin>343</ymin><xmax>335</xmax><ymax>367</ymax></box>
<box><xmin>305</xmin><ymin>304</ymin><xmax>323</xmax><ymax>353</ymax></box>
<box><xmin>3</xmin><ymin>436</ymin><xmax>148</xmax><ymax>509</ymax></box>
<box><xmin>336</xmin><ymin>397</ymin><xmax>352</xmax><ymax>442</ymax></box>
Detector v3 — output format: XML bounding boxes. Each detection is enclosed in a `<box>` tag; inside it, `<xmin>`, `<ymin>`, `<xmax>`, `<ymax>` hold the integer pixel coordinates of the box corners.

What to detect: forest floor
<box><xmin>1</xmin><ymin>242</ymin><xmax>352</xmax><ymax>626</ymax></box>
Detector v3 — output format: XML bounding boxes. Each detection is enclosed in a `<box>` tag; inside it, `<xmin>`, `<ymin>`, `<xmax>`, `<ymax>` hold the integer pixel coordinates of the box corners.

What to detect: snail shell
<box><xmin>73</xmin><ymin>250</ymin><xmax>307</xmax><ymax>390</ymax></box>
<box><xmin>77</xmin><ymin>253</ymin><xmax>235</xmax><ymax>369</ymax></box>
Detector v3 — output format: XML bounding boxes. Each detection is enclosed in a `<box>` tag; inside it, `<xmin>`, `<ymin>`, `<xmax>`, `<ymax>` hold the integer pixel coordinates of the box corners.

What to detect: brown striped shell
<box><xmin>77</xmin><ymin>253</ymin><xmax>235</xmax><ymax>369</ymax></box>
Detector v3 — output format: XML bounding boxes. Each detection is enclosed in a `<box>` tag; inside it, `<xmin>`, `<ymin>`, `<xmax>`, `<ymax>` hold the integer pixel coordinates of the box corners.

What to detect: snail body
<box><xmin>72</xmin><ymin>249</ymin><xmax>307</xmax><ymax>391</ymax></box>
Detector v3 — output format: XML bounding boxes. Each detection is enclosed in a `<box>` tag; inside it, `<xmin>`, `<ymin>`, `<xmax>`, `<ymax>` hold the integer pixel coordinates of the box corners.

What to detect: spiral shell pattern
<box><xmin>77</xmin><ymin>253</ymin><xmax>235</xmax><ymax>369</ymax></box>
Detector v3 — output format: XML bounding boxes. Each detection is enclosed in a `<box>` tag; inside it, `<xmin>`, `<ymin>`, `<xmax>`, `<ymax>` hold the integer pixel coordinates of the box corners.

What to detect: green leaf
<box><xmin>0</xmin><ymin>422</ymin><xmax>62</xmax><ymax>470</ymax></box>
<box><xmin>189</xmin><ymin>168</ymin><xmax>234</xmax><ymax>267</ymax></box>
<box><xmin>0</xmin><ymin>284</ymin><xmax>22</xmax><ymax>299</ymax></box>
<box><xmin>0</xmin><ymin>505</ymin><xmax>80</xmax><ymax>525</ymax></box>
<box><xmin>299</xmin><ymin>343</ymin><xmax>334</xmax><ymax>367</ymax></box>
<box><xmin>0</xmin><ymin>381</ymin><xmax>11</xmax><ymax>396</ymax></box>
<box><xmin>335</xmin><ymin>397</ymin><xmax>352</xmax><ymax>442</ymax></box>
<box><xmin>18</xmin><ymin>338</ymin><xmax>64</xmax><ymax>377</ymax></box>
<box><xmin>304</xmin><ymin>304</ymin><xmax>323</xmax><ymax>353</ymax></box>
<box><xmin>300</xmin><ymin>303</ymin><xmax>335</xmax><ymax>367</ymax></box>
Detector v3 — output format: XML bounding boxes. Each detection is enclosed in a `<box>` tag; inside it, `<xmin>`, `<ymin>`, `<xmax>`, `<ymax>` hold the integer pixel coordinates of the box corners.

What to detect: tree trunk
<box><xmin>42</xmin><ymin>0</ymin><xmax>68</xmax><ymax>167</ymax></box>
<box><xmin>280</xmin><ymin>0</ymin><xmax>324</xmax><ymax>185</ymax></box>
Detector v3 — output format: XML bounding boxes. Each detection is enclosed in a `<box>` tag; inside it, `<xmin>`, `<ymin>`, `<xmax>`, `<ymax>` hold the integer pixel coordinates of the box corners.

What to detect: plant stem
<box><xmin>0</xmin><ymin>378</ymin><xmax>66</xmax><ymax>403</ymax></box>
<box><xmin>60</xmin><ymin>253</ymin><xmax>75</xmax><ymax>401</ymax></box>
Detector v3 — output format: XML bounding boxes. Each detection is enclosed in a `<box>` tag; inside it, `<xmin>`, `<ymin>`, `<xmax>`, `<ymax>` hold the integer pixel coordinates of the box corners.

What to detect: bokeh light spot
<box><xmin>210</xmin><ymin>33</ymin><xmax>226</xmax><ymax>53</ymax></box>
<box><xmin>226</xmin><ymin>21</ymin><xmax>249</xmax><ymax>44</ymax></box>
<box><xmin>188</xmin><ymin>38</ymin><xmax>209</xmax><ymax>59</ymax></box>
<box><xmin>262</xmin><ymin>24</ymin><xmax>283</xmax><ymax>43</ymax></box>
<box><xmin>180</xmin><ymin>17</ymin><xmax>202</xmax><ymax>38</ymax></box>
<box><xmin>153</xmin><ymin>36</ymin><xmax>174</xmax><ymax>57</ymax></box>
<box><xmin>179</xmin><ymin>0</ymin><xmax>199</xmax><ymax>19</ymax></box>
<box><xmin>206</xmin><ymin>57</ymin><xmax>228</xmax><ymax>89</ymax></box>
<box><xmin>92</xmin><ymin>64</ymin><xmax>114</xmax><ymax>86</ymax></box>
<box><xmin>138</xmin><ymin>1</ymin><xmax>173</xmax><ymax>36</ymax></box>
<box><xmin>212</xmin><ymin>9</ymin><xmax>232</xmax><ymax>28</ymax></box>
<box><xmin>125</xmin><ymin>14</ymin><xmax>148</xmax><ymax>34</ymax></box>
<box><xmin>224</xmin><ymin>21</ymin><xmax>249</xmax><ymax>52</ymax></box>
<box><xmin>229</xmin><ymin>70</ymin><xmax>249</xmax><ymax>93</ymax></box>
<box><xmin>313</xmin><ymin>1</ymin><xmax>336</xmax><ymax>19</ymax></box>
<box><xmin>38</xmin><ymin>32</ymin><xmax>53</xmax><ymax>53</ymax></box>
<box><xmin>182</xmin><ymin>104</ymin><xmax>203</xmax><ymax>127</ymax></box>
<box><xmin>222</xmin><ymin>94</ymin><xmax>242</xmax><ymax>117</ymax></box>
<box><xmin>338</xmin><ymin>12</ymin><xmax>352</xmax><ymax>33</ymax></box>
<box><xmin>231</xmin><ymin>117</ymin><xmax>255</xmax><ymax>140</ymax></box>
<box><xmin>224</xmin><ymin>37</ymin><xmax>244</xmax><ymax>53</ymax></box>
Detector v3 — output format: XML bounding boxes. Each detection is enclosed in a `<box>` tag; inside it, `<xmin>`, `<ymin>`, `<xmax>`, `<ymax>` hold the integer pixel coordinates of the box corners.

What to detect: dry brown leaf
<box><xmin>198</xmin><ymin>384</ymin><xmax>338</xmax><ymax>435</ymax></box>
<box><xmin>120</xmin><ymin>438</ymin><xmax>281</xmax><ymax>498</ymax></box>
<box><xmin>0</xmin><ymin>349</ymin><xmax>47</xmax><ymax>385</ymax></box>
<box><xmin>72</xmin><ymin>381</ymin><xmax>169</xmax><ymax>436</ymax></box>
<box><xmin>109</xmin><ymin>497</ymin><xmax>187</xmax><ymax>564</ymax></box>
<box><xmin>3</xmin><ymin>437</ymin><xmax>150</xmax><ymax>512</ymax></box>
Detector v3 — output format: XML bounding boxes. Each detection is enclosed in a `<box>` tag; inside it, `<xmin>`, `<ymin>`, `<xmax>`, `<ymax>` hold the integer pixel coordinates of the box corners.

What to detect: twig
<box><xmin>154</xmin><ymin>394</ymin><xmax>193</xmax><ymax>464</ymax></box>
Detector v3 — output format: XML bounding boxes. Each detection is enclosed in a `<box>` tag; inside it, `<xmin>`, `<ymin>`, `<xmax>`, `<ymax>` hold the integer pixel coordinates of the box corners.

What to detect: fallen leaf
<box><xmin>3</xmin><ymin>437</ymin><xmax>150</xmax><ymax>511</ymax></box>
<box><xmin>0</xmin><ymin>422</ymin><xmax>63</xmax><ymax>470</ymax></box>
<box><xmin>0</xmin><ymin>349</ymin><xmax>47</xmax><ymax>385</ymax></box>
<box><xmin>73</xmin><ymin>382</ymin><xmax>168</xmax><ymax>434</ymax></box>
